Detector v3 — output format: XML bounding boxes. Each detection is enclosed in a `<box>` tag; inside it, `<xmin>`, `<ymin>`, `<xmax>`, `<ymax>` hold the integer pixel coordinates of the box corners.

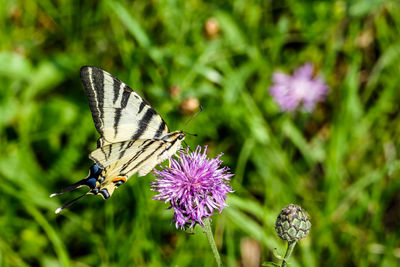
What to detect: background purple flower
<box><xmin>152</xmin><ymin>146</ymin><xmax>233</xmax><ymax>230</ymax></box>
<box><xmin>269</xmin><ymin>63</ymin><xmax>328</xmax><ymax>112</ymax></box>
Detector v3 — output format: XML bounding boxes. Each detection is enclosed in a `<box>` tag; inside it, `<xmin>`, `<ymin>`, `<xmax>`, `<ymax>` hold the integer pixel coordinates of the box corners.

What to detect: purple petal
<box><xmin>293</xmin><ymin>63</ymin><xmax>314</xmax><ymax>78</ymax></box>
<box><xmin>152</xmin><ymin>146</ymin><xmax>233</xmax><ymax>230</ymax></box>
<box><xmin>273</xmin><ymin>72</ymin><xmax>291</xmax><ymax>84</ymax></box>
<box><xmin>269</xmin><ymin>63</ymin><xmax>328</xmax><ymax>112</ymax></box>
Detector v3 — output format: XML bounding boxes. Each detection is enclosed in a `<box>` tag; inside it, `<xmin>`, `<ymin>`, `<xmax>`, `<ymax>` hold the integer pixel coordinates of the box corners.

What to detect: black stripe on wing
<box><xmin>81</xmin><ymin>67</ymin><xmax>105</xmax><ymax>135</ymax></box>
<box><xmin>118</xmin><ymin>140</ymin><xmax>135</xmax><ymax>160</ymax></box>
<box><xmin>120</xmin><ymin>141</ymin><xmax>165</xmax><ymax>177</ymax></box>
<box><xmin>113</xmin><ymin>88</ymin><xmax>132</xmax><ymax>138</ymax></box>
<box><xmin>154</xmin><ymin>121</ymin><xmax>167</xmax><ymax>138</ymax></box>
<box><xmin>120</xmin><ymin>140</ymin><xmax>155</xmax><ymax>172</ymax></box>
<box><xmin>132</xmin><ymin>108</ymin><xmax>157</xmax><ymax>139</ymax></box>
<box><xmin>113</xmin><ymin>77</ymin><xmax>121</xmax><ymax>104</ymax></box>
<box><xmin>157</xmin><ymin>135</ymin><xmax>179</xmax><ymax>157</ymax></box>
<box><xmin>121</xmin><ymin>88</ymin><xmax>131</xmax><ymax>108</ymax></box>
<box><xmin>80</xmin><ymin>66</ymin><xmax>171</xmax><ymax>141</ymax></box>
<box><xmin>138</xmin><ymin>101</ymin><xmax>146</xmax><ymax>113</ymax></box>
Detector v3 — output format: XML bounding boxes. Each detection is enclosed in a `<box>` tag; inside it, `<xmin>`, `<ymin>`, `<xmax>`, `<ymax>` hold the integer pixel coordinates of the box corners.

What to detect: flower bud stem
<box><xmin>281</xmin><ymin>241</ymin><xmax>296</xmax><ymax>267</ymax></box>
<box><xmin>204</xmin><ymin>219</ymin><xmax>222</xmax><ymax>267</ymax></box>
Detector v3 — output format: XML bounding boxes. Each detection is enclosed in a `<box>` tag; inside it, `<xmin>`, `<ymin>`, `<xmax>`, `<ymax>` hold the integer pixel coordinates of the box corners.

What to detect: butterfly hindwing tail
<box><xmin>51</xmin><ymin>164</ymin><xmax>102</xmax><ymax>213</ymax></box>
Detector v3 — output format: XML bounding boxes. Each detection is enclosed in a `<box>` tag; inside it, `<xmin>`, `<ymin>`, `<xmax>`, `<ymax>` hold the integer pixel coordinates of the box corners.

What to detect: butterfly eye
<box><xmin>178</xmin><ymin>134</ymin><xmax>184</xmax><ymax>140</ymax></box>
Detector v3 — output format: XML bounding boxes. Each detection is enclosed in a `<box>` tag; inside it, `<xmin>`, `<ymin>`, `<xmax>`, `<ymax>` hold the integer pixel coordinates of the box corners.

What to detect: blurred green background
<box><xmin>1</xmin><ymin>0</ymin><xmax>400</xmax><ymax>266</ymax></box>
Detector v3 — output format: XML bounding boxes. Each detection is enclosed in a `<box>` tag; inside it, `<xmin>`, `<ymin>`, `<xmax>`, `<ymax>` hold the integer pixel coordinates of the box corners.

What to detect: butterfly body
<box><xmin>51</xmin><ymin>67</ymin><xmax>185</xmax><ymax>213</ymax></box>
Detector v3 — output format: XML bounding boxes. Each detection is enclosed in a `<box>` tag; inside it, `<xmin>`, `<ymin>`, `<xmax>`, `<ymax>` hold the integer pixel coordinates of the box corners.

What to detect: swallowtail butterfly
<box><xmin>51</xmin><ymin>66</ymin><xmax>185</xmax><ymax>214</ymax></box>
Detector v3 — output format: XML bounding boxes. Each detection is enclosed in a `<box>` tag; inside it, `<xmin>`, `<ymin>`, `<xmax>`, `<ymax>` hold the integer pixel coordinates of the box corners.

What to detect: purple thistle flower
<box><xmin>151</xmin><ymin>146</ymin><xmax>233</xmax><ymax>230</ymax></box>
<box><xmin>269</xmin><ymin>63</ymin><xmax>328</xmax><ymax>112</ymax></box>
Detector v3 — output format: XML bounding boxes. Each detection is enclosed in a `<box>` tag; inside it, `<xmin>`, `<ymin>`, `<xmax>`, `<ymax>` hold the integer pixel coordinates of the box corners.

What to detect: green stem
<box><xmin>204</xmin><ymin>219</ymin><xmax>222</xmax><ymax>267</ymax></box>
<box><xmin>281</xmin><ymin>241</ymin><xmax>296</xmax><ymax>267</ymax></box>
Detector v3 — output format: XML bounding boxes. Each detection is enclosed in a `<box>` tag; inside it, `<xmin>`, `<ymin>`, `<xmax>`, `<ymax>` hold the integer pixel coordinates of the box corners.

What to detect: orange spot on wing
<box><xmin>111</xmin><ymin>177</ymin><xmax>127</xmax><ymax>183</ymax></box>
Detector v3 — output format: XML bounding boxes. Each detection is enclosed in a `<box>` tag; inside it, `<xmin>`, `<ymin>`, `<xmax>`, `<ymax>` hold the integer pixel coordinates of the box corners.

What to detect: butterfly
<box><xmin>51</xmin><ymin>66</ymin><xmax>186</xmax><ymax>214</ymax></box>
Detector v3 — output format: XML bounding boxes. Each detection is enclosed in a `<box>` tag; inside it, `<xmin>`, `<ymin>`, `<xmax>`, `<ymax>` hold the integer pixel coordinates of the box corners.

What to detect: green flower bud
<box><xmin>275</xmin><ymin>204</ymin><xmax>311</xmax><ymax>242</ymax></box>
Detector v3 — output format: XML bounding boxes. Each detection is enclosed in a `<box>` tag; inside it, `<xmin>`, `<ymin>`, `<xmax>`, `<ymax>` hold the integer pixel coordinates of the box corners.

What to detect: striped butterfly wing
<box><xmin>90</xmin><ymin>137</ymin><xmax>183</xmax><ymax>173</ymax></box>
<box><xmin>51</xmin><ymin>67</ymin><xmax>186</xmax><ymax>213</ymax></box>
<box><xmin>89</xmin><ymin>136</ymin><xmax>183</xmax><ymax>199</ymax></box>
<box><xmin>80</xmin><ymin>66</ymin><xmax>169</xmax><ymax>143</ymax></box>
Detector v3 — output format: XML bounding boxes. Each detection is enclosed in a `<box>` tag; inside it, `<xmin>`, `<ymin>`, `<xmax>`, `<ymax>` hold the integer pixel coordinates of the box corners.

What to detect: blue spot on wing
<box><xmin>85</xmin><ymin>164</ymin><xmax>103</xmax><ymax>189</ymax></box>
<box><xmin>86</xmin><ymin>178</ymin><xmax>97</xmax><ymax>189</ymax></box>
<box><xmin>90</xmin><ymin>164</ymin><xmax>101</xmax><ymax>175</ymax></box>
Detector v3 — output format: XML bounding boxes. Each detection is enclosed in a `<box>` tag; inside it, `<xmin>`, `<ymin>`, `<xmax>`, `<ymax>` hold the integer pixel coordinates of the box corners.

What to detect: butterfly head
<box><xmin>162</xmin><ymin>131</ymin><xmax>185</xmax><ymax>142</ymax></box>
<box><xmin>177</xmin><ymin>131</ymin><xmax>185</xmax><ymax>140</ymax></box>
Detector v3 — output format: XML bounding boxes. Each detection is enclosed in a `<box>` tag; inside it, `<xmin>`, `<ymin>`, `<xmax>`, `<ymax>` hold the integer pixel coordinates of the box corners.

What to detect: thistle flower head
<box><xmin>275</xmin><ymin>204</ymin><xmax>311</xmax><ymax>242</ymax></box>
<box><xmin>269</xmin><ymin>63</ymin><xmax>328</xmax><ymax>112</ymax></box>
<box><xmin>152</xmin><ymin>146</ymin><xmax>233</xmax><ymax>230</ymax></box>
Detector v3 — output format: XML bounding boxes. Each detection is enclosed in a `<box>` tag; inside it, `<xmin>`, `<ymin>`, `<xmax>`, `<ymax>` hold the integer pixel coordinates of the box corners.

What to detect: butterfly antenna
<box><xmin>182</xmin><ymin>105</ymin><xmax>203</xmax><ymax>131</ymax></box>
<box><xmin>54</xmin><ymin>191</ymin><xmax>88</xmax><ymax>214</ymax></box>
<box><xmin>184</xmin><ymin>132</ymin><xmax>197</xmax><ymax>137</ymax></box>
